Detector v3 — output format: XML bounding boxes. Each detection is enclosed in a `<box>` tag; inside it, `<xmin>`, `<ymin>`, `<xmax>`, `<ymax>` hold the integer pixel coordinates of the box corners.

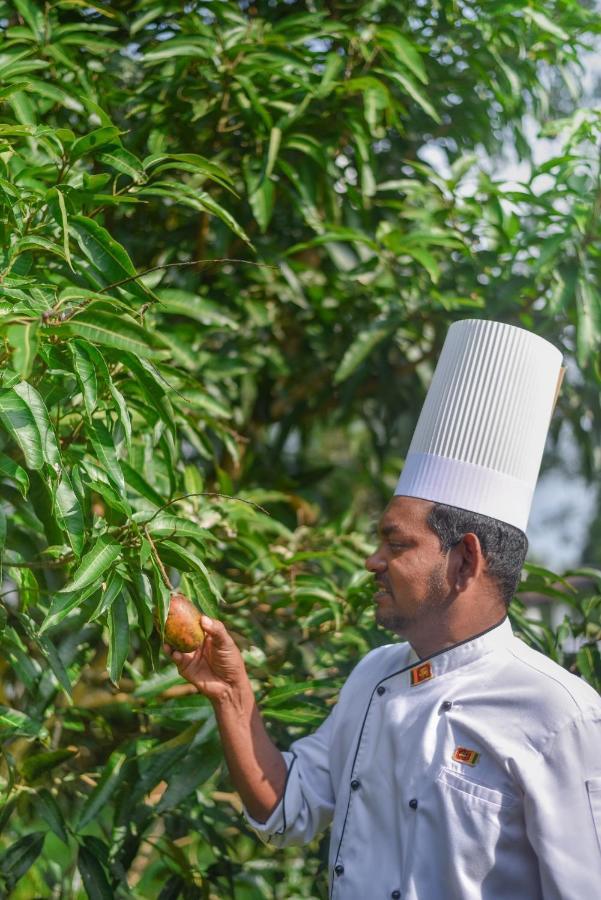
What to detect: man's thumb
<box><xmin>201</xmin><ymin>615</ymin><xmax>227</xmax><ymax>642</ymax></box>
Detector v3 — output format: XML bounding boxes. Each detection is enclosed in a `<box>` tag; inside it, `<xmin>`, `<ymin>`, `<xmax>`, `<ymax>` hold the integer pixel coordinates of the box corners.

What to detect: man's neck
<box><xmin>404</xmin><ymin>605</ymin><xmax>507</xmax><ymax>660</ymax></box>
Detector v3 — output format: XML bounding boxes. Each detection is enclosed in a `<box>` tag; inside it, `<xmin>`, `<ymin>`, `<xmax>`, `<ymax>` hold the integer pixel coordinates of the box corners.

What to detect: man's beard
<box><xmin>375</xmin><ymin>563</ymin><xmax>450</xmax><ymax>634</ymax></box>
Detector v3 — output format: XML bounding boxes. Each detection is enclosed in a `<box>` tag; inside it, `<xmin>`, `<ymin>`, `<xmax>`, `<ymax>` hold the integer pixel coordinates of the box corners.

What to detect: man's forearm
<box><xmin>212</xmin><ymin>679</ymin><xmax>288</xmax><ymax>823</ymax></box>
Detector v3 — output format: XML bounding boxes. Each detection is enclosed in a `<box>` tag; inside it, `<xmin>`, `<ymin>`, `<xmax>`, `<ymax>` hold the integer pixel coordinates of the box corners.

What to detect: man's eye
<box><xmin>388</xmin><ymin>543</ymin><xmax>407</xmax><ymax>551</ymax></box>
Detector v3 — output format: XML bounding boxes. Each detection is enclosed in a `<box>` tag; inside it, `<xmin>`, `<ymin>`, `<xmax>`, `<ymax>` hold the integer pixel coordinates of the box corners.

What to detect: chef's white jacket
<box><xmin>245</xmin><ymin>617</ymin><xmax>601</xmax><ymax>899</ymax></box>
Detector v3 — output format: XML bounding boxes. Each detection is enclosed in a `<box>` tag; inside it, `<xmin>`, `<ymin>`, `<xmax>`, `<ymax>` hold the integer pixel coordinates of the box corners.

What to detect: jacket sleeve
<box><xmin>243</xmin><ymin>702</ymin><xmax>338</xmax><ymax>847</ymax></box>
<box><xmin>523</xmin><ymin>712</ymin><xmax>601</xmax><ymax>897</ymax></box>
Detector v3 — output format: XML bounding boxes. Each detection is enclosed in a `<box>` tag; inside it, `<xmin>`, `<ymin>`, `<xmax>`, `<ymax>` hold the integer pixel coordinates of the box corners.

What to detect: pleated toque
<box><xmin>394</xmin><ymin>319</ymin><xmax>564</xmax><ymax>531</ymax></box>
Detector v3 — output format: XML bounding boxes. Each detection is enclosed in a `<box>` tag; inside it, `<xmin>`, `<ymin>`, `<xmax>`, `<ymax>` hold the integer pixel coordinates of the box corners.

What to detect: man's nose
<box><xmin>365</xmin><ymin>549</ymin><xmax>386</xmax><ymax>573</ymax></box>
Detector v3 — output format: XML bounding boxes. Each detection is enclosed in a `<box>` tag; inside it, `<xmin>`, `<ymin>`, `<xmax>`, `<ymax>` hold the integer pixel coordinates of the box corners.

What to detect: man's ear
<box><xmin>451</xmin><ymin>532</ymin><xmax>485</xmax><ymax>592</ymax></box>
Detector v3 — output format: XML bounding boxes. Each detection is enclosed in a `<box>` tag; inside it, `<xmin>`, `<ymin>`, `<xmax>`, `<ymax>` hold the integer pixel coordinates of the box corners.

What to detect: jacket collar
<box><xmin>405</xmin><ymin>616</ymin><xmax>513</xmax><ymax>683</ymax></box>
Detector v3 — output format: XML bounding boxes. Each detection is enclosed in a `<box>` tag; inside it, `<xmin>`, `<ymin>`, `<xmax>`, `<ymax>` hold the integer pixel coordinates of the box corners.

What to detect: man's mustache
<box><xmin>375</xmin><ymin>578</ymin><xmax>391</xmax><ymax>591</ymax></box>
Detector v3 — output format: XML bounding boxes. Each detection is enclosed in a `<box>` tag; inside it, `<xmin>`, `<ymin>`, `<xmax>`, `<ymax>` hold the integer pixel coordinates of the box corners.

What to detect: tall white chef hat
<box><xmin>394</xmin><ymin>319</ymin><xmax>564</xmax><ymax>532</ymax></box>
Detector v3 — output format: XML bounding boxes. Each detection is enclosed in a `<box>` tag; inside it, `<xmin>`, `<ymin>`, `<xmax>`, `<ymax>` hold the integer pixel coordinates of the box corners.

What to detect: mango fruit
<box><xmin>160</xmin><ymin>592</ymin><xmax>205</xmax><ymax>652</ymax></box>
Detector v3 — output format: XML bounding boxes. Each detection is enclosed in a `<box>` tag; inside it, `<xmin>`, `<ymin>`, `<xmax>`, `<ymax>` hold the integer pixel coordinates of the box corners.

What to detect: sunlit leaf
<box><xmin>7</xmin><ymin>322</ymin><xmax>39</xmax><ymax>379</ymax></box>
<box><xmin>57</xmin><ymin>536</ymin><xmax>121</xmax><ymax>596</ymax></box>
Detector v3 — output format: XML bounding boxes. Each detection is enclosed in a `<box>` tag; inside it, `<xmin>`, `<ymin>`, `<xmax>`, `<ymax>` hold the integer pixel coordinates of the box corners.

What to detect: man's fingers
<box><xmin>172</xmin><ymin>648</ymin><xmax>199</xmax><ymax>664</ymax></box>
<box><xmin>200</xmin><ymin>616</ymin><xmax>229</xmax><ymax>645</ymax></box>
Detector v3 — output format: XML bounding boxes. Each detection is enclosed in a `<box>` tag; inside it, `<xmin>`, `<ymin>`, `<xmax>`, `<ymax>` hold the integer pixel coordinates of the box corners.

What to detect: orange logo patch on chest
<box><xmin>453</xmin><ymin>746</ymin><xmax>480</xmax><ymax>766</ymax></box>
<box><xmin>410</xmin><ymin>662</ymin><xmax>433</xmax><ymax>686</ymax></box>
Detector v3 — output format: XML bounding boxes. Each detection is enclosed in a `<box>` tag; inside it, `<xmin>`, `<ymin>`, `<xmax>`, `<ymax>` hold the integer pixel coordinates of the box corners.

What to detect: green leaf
<box><xmin>25</xmin><ymin>79</ymin><xmax>83</xmax><ymax>113</ymax></box>
<box><xmin>12</xmin><ymin>380</ymin><xmax>61</xmax><ymax>467</ymax></box>
<box><xmin>84</xmin><ymin>477</ymin><xmax>131</xmax><ymax>517</ymax></box>
<box><xmin>144</xmin><ymin>514</ymin><xmax>211</xmax><ymax>548</ymax></box>
<box><xmin>77</xmin><ymin>750</ymin><xmax>129</xmax><ymax>830</ymax></box>
<box><xmin>70</xmin><ymin>215</ymin><xmax>150</xmax><ymax>303</ymax></box>
<box><xmin>575</xmin><ymin>279</ymin><xmax>600</xmax><ymax>367</ymax></box>
<box><xmin>0</xmin><ymin>706</ymin><xmax>44</xmax><ymax>738</ymax></box>
<box><xmin>523</xmin><ymin>8</ymin><xmax>569</xmax><ymax>41</ymax></box>
<box><xmin>37</xmin><ymin>789</ymin><xmax>70</xmax><ymax>844</ymax></box>
<box><xmin>89</xmin><ymin>570</ymin><xmax>123</xmax><ymax>621</ymax></box>
<box><xmin>69</xmin><ymin>340</ymin><xmax>97</xmax><ymax>417</ymax></box>
<box><xmin>263</xmin><ymin>679</ymin><xmax>336</xmax><ymax>707</ymax></box>
<box><xmin>0</xmin><ymin>507</ymin><xmax>6</xmax><ymax>556</ymax></box>
<box><xmin>403</xmin><ymin>245</ymin><xmax>440</xmax><ymax>283</ymax></box>
<box><xmin>107</xmin><ymin>592</ymin><xmax>129</xmax><ymax>686</ymax></box>
<box><xmin>37</xmin><ymin>634</ymin><xmax>73</xmax><ymax>697</ymax></box>
<box><xmin>377</xmin><ymin>27</ymin><xmax>427</xmax><ymax>84</ymax></box>
<box><xmin>46</xmin><ymin>187</ymin><xmax>73</xmax><ymax>271</ymax></box>
<box><xmin>20</xmin><ymin>748</ymin><xmax>77</xmax><ymax>782</ymax></box>
<box><xmin>77</xmin><ymin>840</ymin><xmax>113</xmax><ymax>900</ymax></box>
<box><xmin>70</xmin><ymin>127</ymin><xmax>121</xmax><ymax>161</ymax></box>
<box><xmin>88</xmin><ymin>419</ymin><xmax>125</xmax><ymax>495</ymax></box>
<box><xmin>384</xmin><ymin>70</ymin><xmax>441</xmax><ymax>123</ymax></box>
<box><xmin>262</xmin><ymin>706</ymin><xmax>325</xmax><ymax>725</ymax></box>
<box><xmin>286</xmin><ymin>228</ymin><xmax>378</xmax><ymax>256</ymax></box>
<box><xmin>265</xmin><ymin>126</ymin><xmax>282</xmax><ymax>178</ymax></box>
<box><xmin>0</xmin><ymin>388</ymin><xmax>44</xmax><ymax>469</ymax></box>
<box><xmin>121</xmin><ymin>461</ymin><xmax>164</xmax><ymax>507</ymax></box>
<box><xmin>139</xmin><ymin>184</ymin><xmax>253</xmax><ymax>247</ymax></box>
<box><xmin>61</xmin><ymin>312</ymin><xmax>166</xmax><ymax>360</ymax></box>
<box><xmin>335</xmin><ymin>317</ymin><xmax>399</xmax><ymax>383</ymax></box>
<box><xmin>133</xmin><ymin>667</ymin><xmax>184</xmax><ymax>699</ymax></box>
<box><xmin>577</xmin><ymin>643</ymin><xmax>601</xmax><ymax>689</ymax></box>
<box><xmin>156</xmin><ymin>290</ymin><xmax>239</xmax><ymax>329</ymax></box>
<box><xmin>54</xmin><ymin>471</ymin><xmax>85</xmax><ymax>556</ymax></box>
<box><xmin>13</xmin><ymin>234</ymin><xmax>67</xmax><ymax>260</ymax></box>
<box><xmin>97</xmin><ymin>146</ymin><xmax>145</xmax><ymax>183</ymax></box>
<box><xmin>132</xmin><ymin>724</ymin><xmax>200</xmax><ymax>803</ymax></box>
<box><xmin>40</xmin><ymin>579</ymin><xmax>103</xmax><ymax>634</ymax></box>
<box><xmin>144</xmin><ymin>152</ymin><xmax>235</xmax><ymax>192</ymax></box>
<box><xmin>248</xmin><ymin>177</ymin><xmax>275</xmax><ymax>233</ymax></box>
<box><xmin>0</xmin><ymin>450</ymin><xmax>29</xmax><ymax>496</ymax></box>
<box><xmin>108</xmin><ymin>380</ymin><xmax>131</xmax><ymax>451</ymax></box>
<box><xmin>7</xmin><ymin>322</ymin><xmax>39</xmax><ymax>379</ymax></box>
<box><xmin>0</xmin><ymin>832</ymin><xmax>46</xmax><ymax>886</ymax></box>
<box><xmin>13</xmin><ymin>0</ymin><xmax>45</xmax><ymax>39</ymax></box>
<box><xmin>59</xmin><ymin>536</ymin><xmax>122</xmax><ymax>595</ymax></box>
<box><xmin>179</xmin><ymin>570</ymin><xmax>221</xmax><ymax>620</ymax></box>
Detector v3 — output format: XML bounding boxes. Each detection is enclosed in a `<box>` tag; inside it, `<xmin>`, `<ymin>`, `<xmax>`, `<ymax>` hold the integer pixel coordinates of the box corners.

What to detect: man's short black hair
<box><xmin>426</xmin><ymin>502</ymin><xmax>528</xmax><ymax>607</ymax></box>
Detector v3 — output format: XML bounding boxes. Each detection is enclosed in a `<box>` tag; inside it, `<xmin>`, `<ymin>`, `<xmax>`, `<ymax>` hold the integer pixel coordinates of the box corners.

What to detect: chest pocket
<box><xmin>586</xmin><ymin>776</ymin><xmax>601</xmax><ymax>854</ymax></box>
<box><xmin>418</xmin><ymin>767</ymin><xmax>531</xmax><ymax>897</ymax></box>
<box><xmin>436</xmin><ymin>766</ymin><xmax>519</xmax><ymax>817</ymax></box>
<box><xmin>423</xmin><ymin>766</ymin><xmax>521</xmax><ymax>889</ymax></box>
<box><xmin>436</xmin><ymin>767</ymin><xmax>516</xmax><ymax>809</ymax></box>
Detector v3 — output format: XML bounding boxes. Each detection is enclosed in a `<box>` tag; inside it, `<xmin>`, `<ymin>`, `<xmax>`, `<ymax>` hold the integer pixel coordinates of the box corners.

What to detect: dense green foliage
<box><xmin>0</xmin><ymin>0</ymin><xmax>600</xmax><ymax>896</ymax></box>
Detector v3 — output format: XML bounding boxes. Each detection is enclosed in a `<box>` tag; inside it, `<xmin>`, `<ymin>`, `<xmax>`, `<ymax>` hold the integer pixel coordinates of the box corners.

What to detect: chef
<box><xmin>165</xmin><ymin>319</ymin><xmax>601</xmax><ymax>899</ymax></box>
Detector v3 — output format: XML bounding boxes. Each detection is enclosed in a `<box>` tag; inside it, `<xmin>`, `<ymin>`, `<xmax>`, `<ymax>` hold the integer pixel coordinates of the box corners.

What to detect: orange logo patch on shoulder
<box><xmin>453</xmin><ymin>746</ymin><xmax>480</xmax><ymax>766</ymax></box>
<box><xmin>410</xmin><ymin>662</ymin><xmax>433</xmax><ymax>686</ymax></box>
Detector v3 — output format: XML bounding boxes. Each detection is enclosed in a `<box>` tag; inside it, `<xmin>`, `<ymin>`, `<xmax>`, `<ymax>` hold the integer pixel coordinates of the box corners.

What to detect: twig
<box><xmin>97</xmin><ymin>257</ymin><xmax>277</xmax><ymax>295</ymax></box>
<box><xmin>2</xmin><ymin>554</ymin><xmax>74</xmax><ymax>570</ymax></box>
<box><xmin>144</xmin><ymin>527</ymin><xmax>174</xmax><ymax>591</ymax></box>
<box><xmin>145</xmin><ymin>491</ymin><xmax>270</xmax><ymax>524</ymax></box>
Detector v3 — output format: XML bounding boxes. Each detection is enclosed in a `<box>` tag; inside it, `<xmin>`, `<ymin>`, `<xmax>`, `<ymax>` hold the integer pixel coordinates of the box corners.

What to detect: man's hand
<box><xmin>164</xmin><ymin>615</ymin><xmax>249</xmax><ymax>704</ymax></box>
<box><xmin>164</xmin><ymin>614</ymin><xmax>287</xmax><ymax>823</ymax></box>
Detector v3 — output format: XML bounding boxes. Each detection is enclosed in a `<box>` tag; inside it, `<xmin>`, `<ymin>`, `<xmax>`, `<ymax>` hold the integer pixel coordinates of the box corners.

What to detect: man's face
<box><xmin>365</xmin><ymin>496</ymin><xmax>453</xmax><ymax>635</ymax></box>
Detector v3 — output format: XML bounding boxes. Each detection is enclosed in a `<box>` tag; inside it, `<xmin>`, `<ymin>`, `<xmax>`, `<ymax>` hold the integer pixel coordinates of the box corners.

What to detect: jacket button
<box><xmin>440</xmin><ymin>700</ymin><xmax>453</xmax><ymax>711</ymax></box>
<box><xmin>391</xmin><ymin>892</ymin><xmax>401</xmax><ymax>899</ymax></box>
<box><xmin>377</xmin><ymin>685</ymin><xmax>386</xmax><ymax>695</ymax></box>
<box><xmin>350</xmin><ymin>779</ymin><xmax>361</xmax><ymax>791</ymax></box>
<box><xmin>409</xmin><ymin>798</ymin><xmax>418</xmax><ymax>809</ymax></box>
<box><xmin>334</xmin><ymin>864</ymin><xmax>344</xmax><ymax>876</ymax></box>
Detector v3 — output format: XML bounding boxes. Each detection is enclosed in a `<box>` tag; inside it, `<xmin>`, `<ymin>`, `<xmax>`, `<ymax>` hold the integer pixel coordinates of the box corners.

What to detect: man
<box><xmin>165</xmin><ymin>320</ymin><xmax>601</xmax><ymax>898</ymax></box>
